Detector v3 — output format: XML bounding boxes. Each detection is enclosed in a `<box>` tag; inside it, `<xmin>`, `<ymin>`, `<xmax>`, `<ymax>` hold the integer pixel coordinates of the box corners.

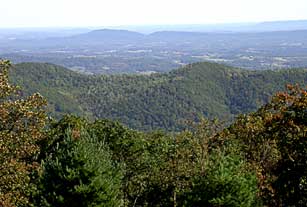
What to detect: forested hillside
<box><xmin>3</xmin><ymin>59</ymin><xmax>307</xmax><ymax>206</ymax></box>
<box><xmin>10</xmin><ymin>61</ymin><xmax>307</xmax><ymax>130</ymax></box>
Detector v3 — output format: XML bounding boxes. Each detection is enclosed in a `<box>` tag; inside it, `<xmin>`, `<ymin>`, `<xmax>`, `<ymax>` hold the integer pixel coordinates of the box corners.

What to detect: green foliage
<box><xmin>186</xmin><ymin>152</ymin><xmax>259</xmax><ymax>207</ymax></box>
<box><xmin>90</xmin><ymin>120</ymin><xmax>174</xmax><ymax>206</ymax></box>
<box><xmin>33</xmin><ymin>114</ymin><xmax>259</xmax><ymax>207</ymax></box>
<box><xmin>10</xmin><ymin>63</ymin><xmax>90</xmax><ymax>119</ymax></box>
<box><xmin>34</xmin><ymin>129</ymin><xmax>123</xmax><ymax>207</ymax></box>
<box><xmin>5</xmin><ymin>59</ymin><xmax>307</xmax><ymax>206</ymax></box>
<box><xmin>10</xmin><ymin>62</ymin><xmax>307</xmax><ymax>131</ymax></box>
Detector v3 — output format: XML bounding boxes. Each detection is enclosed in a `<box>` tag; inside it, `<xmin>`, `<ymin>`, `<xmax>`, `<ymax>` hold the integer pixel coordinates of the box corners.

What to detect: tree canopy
<box><xmin>2</xmin><ymin>60</ymin><xmax>307</xmax><ymax>206</ymax></box>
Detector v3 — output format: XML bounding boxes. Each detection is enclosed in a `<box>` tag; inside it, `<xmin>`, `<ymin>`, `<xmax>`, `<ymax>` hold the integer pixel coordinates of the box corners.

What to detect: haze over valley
<box><xmin>1</xmin><ymin>20</ymin><xmax>307</xmax><ymax>74</ymax></box>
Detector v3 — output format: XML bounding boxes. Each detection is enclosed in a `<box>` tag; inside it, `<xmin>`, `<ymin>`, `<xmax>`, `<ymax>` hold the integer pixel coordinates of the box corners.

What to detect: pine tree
<box><xmin>35</xmin><ymin>129</ymin><xmax>123</xmax><ymax>207</ymax></box>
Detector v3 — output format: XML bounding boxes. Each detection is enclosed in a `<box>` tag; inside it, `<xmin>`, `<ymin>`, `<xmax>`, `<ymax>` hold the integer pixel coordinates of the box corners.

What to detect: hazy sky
<box><xmin>1</xmin><ymin>0</ymin><xmax>307</xmax><ymax>28</ymax></box>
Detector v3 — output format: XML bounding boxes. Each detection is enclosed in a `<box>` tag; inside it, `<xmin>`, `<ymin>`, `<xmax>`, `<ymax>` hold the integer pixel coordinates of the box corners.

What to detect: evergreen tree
<box><xmin>34</xmin><ymin>130</ymin><xmax>123</xmax><ymax>207</ymax></box>
<box><xmin>186</xmin><ymin>152</ymin><xmax>259</xmax><ymax>207</ymax></box>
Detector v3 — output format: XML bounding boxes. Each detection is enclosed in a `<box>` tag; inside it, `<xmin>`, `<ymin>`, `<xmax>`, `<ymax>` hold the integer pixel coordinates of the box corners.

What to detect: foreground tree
<box><xmin>0</xmin><ymin>60</ymin><xmax>47</xmax><ymax>206</ymax></box>
<box><xmin>186</xmin><ymin>151</ymin><xmax>259</xmax><ymax>207</ymax></box>
<box><xmin>34</xmin><ymin>128</ymin><xmax>123</xmax><ymax>207</ymax></box>
<box><xmin>173</xmin><ymin>119</ymin><xmax>259</xmax><ymax>207</ymax></box>
<box><xmin>228</xmin><ymin>84</ymin><xmax>307</xmax><ymax>206</ymax></box>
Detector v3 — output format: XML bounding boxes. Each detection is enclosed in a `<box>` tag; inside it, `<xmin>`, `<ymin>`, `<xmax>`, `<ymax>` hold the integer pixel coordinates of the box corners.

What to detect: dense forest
<box><xmin>9</xmin><ymin>61</ymin><xmax>307</xmax><ymax>131</ymax></box>
<box><xmin>2</xmin><ymin>59</ymin><xmax>307</xmax><ymax>207</ymax></box>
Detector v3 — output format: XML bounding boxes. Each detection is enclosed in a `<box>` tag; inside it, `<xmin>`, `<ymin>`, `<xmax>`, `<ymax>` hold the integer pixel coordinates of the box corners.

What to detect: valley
<box><xmin>1</xmin><ymin>26</ymin><xmax>307</xmax><ymax>74</ymax></box>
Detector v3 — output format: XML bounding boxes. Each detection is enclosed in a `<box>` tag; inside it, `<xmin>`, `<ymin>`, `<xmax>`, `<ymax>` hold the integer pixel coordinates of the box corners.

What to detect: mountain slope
<box><xmin>10</xmin><ymin>62</ymin><xmax>307</xmax><ymax>131</ymax></box>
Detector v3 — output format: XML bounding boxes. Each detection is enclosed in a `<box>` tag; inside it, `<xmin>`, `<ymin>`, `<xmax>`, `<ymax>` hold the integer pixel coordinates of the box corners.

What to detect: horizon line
<box><xmin>0</xmin><ymin>18</ymin><xmax>307</xmax><ymax>30</ymax></box>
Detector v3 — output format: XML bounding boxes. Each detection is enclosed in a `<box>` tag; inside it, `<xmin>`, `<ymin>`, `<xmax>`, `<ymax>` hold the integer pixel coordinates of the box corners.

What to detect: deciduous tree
<box><xmin>0</xmin><ymin>60</ymin><xmax>47</xmax><ymax>206</ymax></box>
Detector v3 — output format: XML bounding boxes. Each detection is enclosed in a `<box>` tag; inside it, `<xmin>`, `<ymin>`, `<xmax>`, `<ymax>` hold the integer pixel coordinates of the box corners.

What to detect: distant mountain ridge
<box><xmin>2</xmin><ymin>20</ymin><xmax>307</xmax><ymax>74</ymax></box>
<box><xmin>53</xmin><ymin>28</ymin><xmax>307</xmax><ymax>47</ymax></box>
<box><xmin>71</xmin><ymin>29</ymin><xmax>145</xmax><ymax>42</ymax></box>
<box><xmin>70</xmin><ymin>20</ymin><xmax>307</xmax><ymax>37</ymax></box>
<box><xmin>249</xmin><ymin>20</ymin><xmax>307</xmax><ymax>32</ymax></box>
<box><xmin>10</xmin><ymin>61</ymin><xmax>307</xmax><ymax>131</ymax></box>
<box><xmin>115</xmin><ymin>19</ymin><xmax>307</xmax><ymax>33</ymax></box>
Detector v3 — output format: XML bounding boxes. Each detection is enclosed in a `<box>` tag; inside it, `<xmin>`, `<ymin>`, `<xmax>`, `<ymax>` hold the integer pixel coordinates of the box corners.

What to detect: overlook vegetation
<box><xmin>2</xmin><ymin>59</ymin><xmax>307</xmax><ymax>207</ymax></box>
<box><xmin>9</xmin><ymin>61</ymin><xmax>307</xmax><ymax>131</ymax></box>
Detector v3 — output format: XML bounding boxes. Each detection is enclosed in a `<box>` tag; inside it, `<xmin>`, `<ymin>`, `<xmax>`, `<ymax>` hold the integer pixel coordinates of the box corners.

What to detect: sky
<box><xmin>1</xmin><ymin>0</ymin><xmax>307</xmax><ymax>28</ymax></box>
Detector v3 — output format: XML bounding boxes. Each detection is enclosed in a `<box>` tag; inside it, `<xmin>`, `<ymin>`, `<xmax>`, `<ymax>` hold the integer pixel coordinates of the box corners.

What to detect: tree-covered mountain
<box><xmin>10</xmin><ymin>61</ymin><xmax>307</xmax><ymax>131</ymax></box>
<box><xmin>4</xmin><ymin>59</ymin><xmax>307</xmax><ymax>206</ymax></box>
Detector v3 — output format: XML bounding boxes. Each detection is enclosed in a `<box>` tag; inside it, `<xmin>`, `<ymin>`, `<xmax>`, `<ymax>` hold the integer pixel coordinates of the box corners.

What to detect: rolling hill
<box><xmin>9</xmin><ymin>61</ymin><xmax>307</xmax><ymax>131</ymax></box>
